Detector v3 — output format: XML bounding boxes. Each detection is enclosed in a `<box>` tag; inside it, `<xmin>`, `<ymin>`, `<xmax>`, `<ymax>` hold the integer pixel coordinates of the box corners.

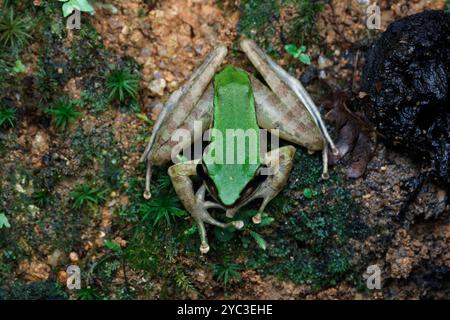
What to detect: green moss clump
<box><xmin>7</xmin><ymin>281</ymin><xmax>68</xmax><ymax>300</ymax></box>
<box><xmin>208</xmin><ymin>150</ymin><xmax>367</xmax><ymax>290</ymax></box>
<box><xmin>238</xmin><ymin>0</ymin><xmax>325</xmax><ymax>55</ymax></box>
<box><xmin>238</xmin><ymin>0</ymin><xmax>280</xmax><ymax>55</ymax></box>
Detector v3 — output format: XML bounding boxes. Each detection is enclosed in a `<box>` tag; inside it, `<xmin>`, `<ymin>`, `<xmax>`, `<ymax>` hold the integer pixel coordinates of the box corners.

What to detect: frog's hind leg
<box><xmin>168</xmin><ymin>161</ymin><xmax>244</xmax><ymax>254</ymax></box>
<box><xmin>140</xmin><ymin>45</ymin><xmax>227</xmax><ymax>199</ymax></box>
<box><xmin>241</xmin><ymin>38</ymin><xmax>337</xmax><ymax>154</ymax></box>
<box><xmin>250</xmin><ymin>71</ymin><xmax>331</xmax><ymax>180</ymax></box>
<box><xmin>321</xmin><ymin>144</ymin><xmax>330</xmax><ymax>180</ymax></box>
<box><xmin>246</xmin><ymin>146</ymin><xmax>296</xmax><ymax>224</ymax></box>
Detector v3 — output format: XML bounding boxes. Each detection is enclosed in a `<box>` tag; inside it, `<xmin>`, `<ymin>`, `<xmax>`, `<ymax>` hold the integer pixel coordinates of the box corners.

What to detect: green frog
<box><xmin>141</xmin><ymin>39</ymin><xmax>338</xmax><ymax>253</ymax></box>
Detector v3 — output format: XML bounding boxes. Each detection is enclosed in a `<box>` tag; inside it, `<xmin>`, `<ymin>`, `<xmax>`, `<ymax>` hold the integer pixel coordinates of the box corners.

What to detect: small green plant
<box><xmin>71</xmin><ymin>182</ymin><xmax>107</xmax><ymax>210</ymax></box>
<box><xmin>285</xmin><ymin>44</ymin><xmax>311</xmax><ymax>65</ymax></box>
<box><xmin>32</xmin><ymin>189</ymin><xmax>51</xmax><ymax>208</ymax></box>
<box><xmin>174</xmin><ymin>268</ymin><xmax>196</xmax><ymax>293</ymax></box>
<box><xmin>106</xmin><ymin>68</ymin><xmax>139</xmax><ymax>103</ymax></box>
<box><xmin>139</xmin><ymin>194</ymin><xmax>187</xmax><ymax>227</ymax></box>
<box><xmin>0</xmin><ymin>9</ymin><xmax>32</xmax><ymax>49</ymax></box>
<box><xmin>104</xmin><ymin>239</ymin><xmax>122</xmax><ymax>254</ymax></box>
<box><xmin>46</xmin><ymin>97</ymin><xmax>81</xmax><ymax>131</ymax></box>
<box><xmin>249</xmin><ymin>230</ymin><xmax>267</xmax><ymax>250</ymax></box>
<box><xmin>77</xmin><ymin>287</ymin><xmax>101</xmax><ymax>300</ymax></box>
<box><xmin>2</xmin><ymin>0</ymin><xmax>19</xmax><ymax>7</ymax></box>
<box><xmin>0</xmin><ymin>106</ymin><xmax>16</xmax><ymax>128</ymax></box>
<box><xmin>59</xmin><ymin>0</ymin><xmax>95</xmax><ymax>17</ymax></box>
<box><xmin>0</xmin><ymin>213</ymin><xmax>11</xmax><ymax>229</ymax></box>
<box><xmin>212</xmin><ymin>257</ymin><xmax>241</xmax><ymax>290</ymax></box>
<box><xmin>12</xmin><ymin>59</ymin><xmax>26</xmax><ymax>73</ymax></box>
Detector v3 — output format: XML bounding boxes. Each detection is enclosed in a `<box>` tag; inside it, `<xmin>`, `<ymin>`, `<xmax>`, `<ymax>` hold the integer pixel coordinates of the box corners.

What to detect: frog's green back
<box><xmin>203</xmin><ymin>66</ymin><xmax>261</xmax><ymax>206</ymax></box>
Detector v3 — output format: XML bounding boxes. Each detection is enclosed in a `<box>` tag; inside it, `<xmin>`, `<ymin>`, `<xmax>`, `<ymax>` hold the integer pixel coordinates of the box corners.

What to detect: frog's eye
<box><xmin>236</xmin><ymin>166</ymin><xmax>268</xmax><ymax>204</ymax></box>
<box><xmin>197</xmin><ymin>163</ymin><xmax>220</xmax><ymax>202</ymax></box>
<box><xmin>197</xmin><ymin>163</ymin><xmax>268</xmax><ymax>208</ymax></box>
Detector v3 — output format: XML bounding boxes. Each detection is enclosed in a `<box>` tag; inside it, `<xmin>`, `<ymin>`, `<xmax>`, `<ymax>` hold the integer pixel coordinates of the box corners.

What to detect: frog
<box><xmin>141</xmin><ymin>39</ymin><xmax>338</xmax><ymax>253</ymax></box>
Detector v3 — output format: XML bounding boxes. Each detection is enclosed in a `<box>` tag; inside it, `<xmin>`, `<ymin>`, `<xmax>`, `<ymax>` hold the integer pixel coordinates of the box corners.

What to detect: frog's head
<box><xmin>201</xmin><ymin>65</ymin><xmax>263</xmax><ymax>206</ymax></box>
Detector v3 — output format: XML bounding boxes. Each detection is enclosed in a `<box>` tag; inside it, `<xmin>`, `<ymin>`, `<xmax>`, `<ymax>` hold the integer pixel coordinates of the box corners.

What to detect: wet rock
<box><xmin>69</xmin><ymin>252</ymin><xmax>79</xmax><ymax>263</ymax></box>
<box><xmin>362</xmin><ymin>10</ymin><xmax>450</xmax><ymax>188</ymax></box>
<box><xmin>47</xmin><ymin>249</ymin><xmax>64</xmax><ymax>267</ymax></box>
<box><xmin>148</xmin><ymin>78</ymin><xmax>167</xmax><ymax>96</ymax></box>
<box><xmin>31</xmin><ymin>131</ymin><xmax>49</xmax><ymax>155</ymax></box>
<box><xmin>130</xmin><ymin>29</ymin><xmax>144</xmax><ymax>44</ymax></box>
<box><xmin>18</xmin><ymin>260</ymin><xmax>51</xmax><ymax>282</ymax></box>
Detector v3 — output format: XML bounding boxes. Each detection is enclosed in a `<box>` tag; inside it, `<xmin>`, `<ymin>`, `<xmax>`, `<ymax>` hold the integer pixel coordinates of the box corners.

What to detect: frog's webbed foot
<box><xmin>242</xmin><ymin>146</ymin><xmax>296</xmax><ymax>224</ymax></box>
<box><xmin>168</xmin><ymin>162</ymin><xmax>244</xmax><ymax>254</ymax></box>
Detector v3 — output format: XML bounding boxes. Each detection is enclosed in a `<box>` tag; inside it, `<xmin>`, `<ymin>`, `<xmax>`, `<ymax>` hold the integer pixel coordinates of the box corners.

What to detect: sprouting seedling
<box><xmin>70</xmin><ymin>182</ymin><xmax>108</xmax><ymax>210</ymax></box>
<box><xmin>139</xmin><ymin>194</ymin><xmax>187</xmax><ymax>227</ymax></box>
<box><xmin>12</xmin><ymin>59</ymin><xmax>26</xmax><ymax>74</ymax></box>
<box><xmin>285</xmin><ymin>44</ymin><xmax>311</xmax><ymax>65</ymax></box>
<box><xmin>0</xmin><ymin>106</ymin><xmax>16</xmax><ymax>128</ymax></box>
<box><xmin>59</xmin><ymin>0</ymin><xmax>95</xmax><ymax>17</ymax></box>
<box><xmin>0</xmin><ymin>9</ymin><xmax>32</xmax><ymax>49</ymax></box>
<box><xmin>46</xmin><ymin>97</ymin><xmax>81</xmax><ymax>131</ymax></box>
<box><xmin>0</xmin><ymin>213</ymin><xmax>11</xmax><ymax>229</ymax></box>
<box><xmin>106</xmin><ymin>68</ymin><xmax>140</xmax><ymax>103</ymax></box>
<box><xmin>212</xmin><ymin>257</ymin><xmax>241</xmax><ymax>290</ymax></box>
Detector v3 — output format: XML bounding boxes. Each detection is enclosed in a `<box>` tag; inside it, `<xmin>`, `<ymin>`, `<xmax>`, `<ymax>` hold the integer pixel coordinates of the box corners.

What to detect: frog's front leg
<box><xmin>228</xmin><ymin>146</ymin><xmax>296</xmax><ymax>224</ymax></box>
<box><xmin>168</xmin><ymin>160</ymin><xmax>244</xmax><ymax>254</ymax></box>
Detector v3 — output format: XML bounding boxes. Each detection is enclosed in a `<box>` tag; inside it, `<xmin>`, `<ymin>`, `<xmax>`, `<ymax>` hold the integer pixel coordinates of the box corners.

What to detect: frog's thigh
<box><xmin>251</xmin><ymin>145</ymin><xmax>296</xmax><ymax>224</ymax></box>
<box><xmin>252</xmin><ymin>78</ymin><xmax>330</xmax><ymax>180</ymax></box>
<box><xmin>251</xmin><ymin>75</ymin><xmax>323</xmax><ymax>152</ymax></box>
<box><xmin>241</xmin><ymin>38</ymin><xmax>337</xmax><ymax>155</ymax></box>
<box><xmin>141</xmin><ymin>45</ymin><xmax>227</xmax><ymax>199</ymax></box>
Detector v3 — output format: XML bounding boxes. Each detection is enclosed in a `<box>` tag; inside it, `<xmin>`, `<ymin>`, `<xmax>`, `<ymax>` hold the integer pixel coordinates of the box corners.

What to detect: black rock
<box><xmin>362</xmin><ymin>10</ymin><xmax>450</xmax><ymax>187</ymax></box>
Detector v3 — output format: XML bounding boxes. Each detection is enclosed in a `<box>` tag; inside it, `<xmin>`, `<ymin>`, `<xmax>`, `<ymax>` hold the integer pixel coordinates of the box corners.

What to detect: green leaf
<box><xmin>0</xmin><ymin>213</ymin><xmax>11</xmax><ymax>229</ymax></box>
<box><xmin>184</xmin><ymin>224</ymin><xmax>197</xmax><ymax>236</ymax></box>
<box><xmin>60</xmin><ymin>0</ymin><xmax>95</xmax><ymax>17</ymax></box>
<box><xmin>303</xmin><ymin>188</ymin><xmax>313</xmax><ymax>199</ymax></box>
<box><xmin>258</xmin><ymin>214</ymin><xmax>274</xmax><ymax>227</ymax></box>
<box><xmin>104</xmin><ymin>239</ymin><xmax>121</xmax><ymax>253</ymax></box>
<box><xmin>136</xmin><ymin>113</ymin><xmax>153</xmax><ymax>125</ymax></box>
<box><xmin>284</xmin><ymin>44</ymin><xmax>299</xmax><ymax>56</ymax></box>
<box><xmin>12</xmin><ymin>60</ymin><xmax>26</xmax><ymax>73</ymax></box>
<box><xmin>249</xmin><ymin>231</ymin><xmax>267</xmax><ymax>250</ymax></box>
<box><xmin>299</xmin><ymin>53</ymin><xmax>311</xmax><ymax>65</ymax></box>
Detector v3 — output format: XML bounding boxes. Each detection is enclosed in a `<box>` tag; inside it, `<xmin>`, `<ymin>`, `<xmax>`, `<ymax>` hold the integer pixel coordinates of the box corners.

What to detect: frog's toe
<box><xmin>232</xmin><ymin>220</ymin><xmax>244</xmax><ymax>230</ymax></box>
<box><xmin>321</xmin><ymin>172</ymin><xmax>330</xmax><ymax>180</ymax></box>
<box><xmin>252</xmin><ymin>213</ymin><xmax>262</xmax><ymax>224</ymax></box>
<box><xmin>200</xmin><ymin>242</ymin><xmax>210</xmax><ymax>254</ymax></box>
<box><xmin>143</xmin><ymin>190</ymin><xmax>152</xmax><ymax>200</ymax></box>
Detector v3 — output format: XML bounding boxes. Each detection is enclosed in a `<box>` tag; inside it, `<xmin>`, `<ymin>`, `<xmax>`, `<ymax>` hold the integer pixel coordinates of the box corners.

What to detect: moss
<box><xmin>238</xmin><ymin>0</ymin><xmax>281</xmax><ymax>55</ymax></box>
<box><xmin>71</xmin><ymin>125</ymin><xmax>118</xmax><ymax>167</ymax></box>
<box><xmin>7</xmin><ymin>281</ymin><xmax>68</xmax><ymax>300</ymax></box>
<box><xmin>238</xmin><ymin>0</ymin><xmax>325</xmax><ymax>56</ymax></box>
<box><xmin>205</xmin><ymin>150</ymin><xmax>367</xmax><ymax>290</ymax></box>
